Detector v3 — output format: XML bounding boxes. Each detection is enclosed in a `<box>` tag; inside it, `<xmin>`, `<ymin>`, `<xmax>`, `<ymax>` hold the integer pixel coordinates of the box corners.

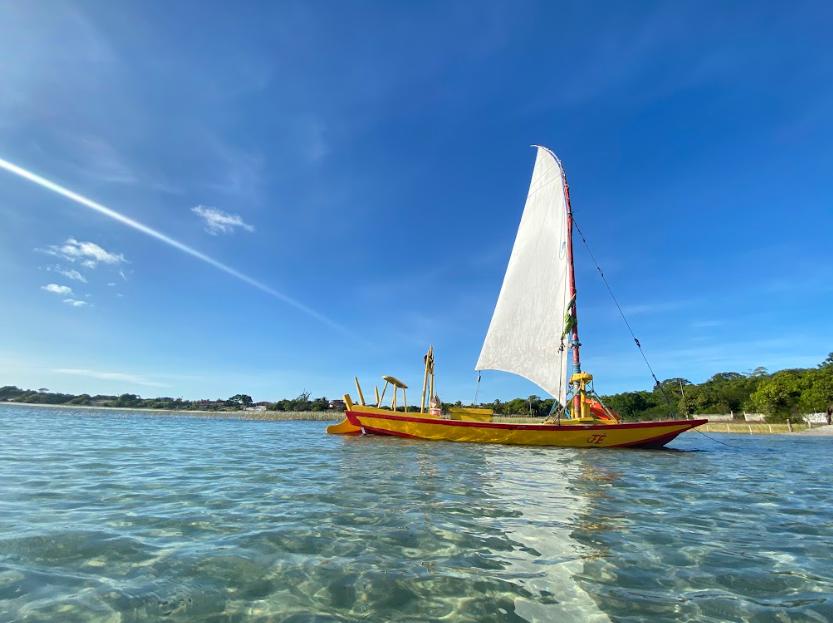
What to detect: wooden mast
<box><xmin>562</xmin><ymin>165</ymin><xmax>582</xmax><ymax>417</ymax></box>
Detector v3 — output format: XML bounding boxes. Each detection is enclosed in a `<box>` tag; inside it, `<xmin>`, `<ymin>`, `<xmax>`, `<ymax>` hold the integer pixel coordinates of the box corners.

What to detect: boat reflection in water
<box><xmin>324</xmin><ymin>431</ymin><xmax>620</xmax><ymax>621</ymax></box>
<box><xmin>480</xmin><ymin>446</ymin><xmax>616</xmax><ymax>622</ymax></box>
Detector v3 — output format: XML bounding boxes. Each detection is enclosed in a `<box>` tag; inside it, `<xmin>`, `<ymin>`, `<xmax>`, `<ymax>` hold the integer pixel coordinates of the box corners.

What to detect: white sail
<box><xmin>475</xmin><ymin>146</ymin><xmax>572</xmax><ymax>405</ymax></box>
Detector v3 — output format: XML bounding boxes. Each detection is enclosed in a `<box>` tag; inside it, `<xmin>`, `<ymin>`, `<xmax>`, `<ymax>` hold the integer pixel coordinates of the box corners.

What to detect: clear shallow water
<box><xmin>1</xmin><ymin>406</ymin><xmax>831</xmax><ymax>623</ymax></box>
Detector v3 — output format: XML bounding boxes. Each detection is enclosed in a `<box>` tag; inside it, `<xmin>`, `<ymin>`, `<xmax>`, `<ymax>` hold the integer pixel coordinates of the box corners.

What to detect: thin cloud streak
<box><xmin>0</xmin><ymin>156</ymin><xmax>348</xmax><ymax>335</ymax></box>
<box><xmin>53</xmin><ymin>367</ymin><xmax>168</xmax><ymax>387</ymax></box>
<box><xmin>49</xmin><ymin>266</ymin><xmax>87</xmax><ymax>283</ymax></box>
<box><xmin>192</xmin><ymin>205</ymin><xmax>254</xmax><ymax>235</ymax></box>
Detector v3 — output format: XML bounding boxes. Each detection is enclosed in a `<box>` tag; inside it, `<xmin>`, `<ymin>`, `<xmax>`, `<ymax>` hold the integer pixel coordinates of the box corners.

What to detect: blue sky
<box><xmin>1</xmin><ymin>1</ymin><xmax>832</xmax><ymax>402</ymax></box>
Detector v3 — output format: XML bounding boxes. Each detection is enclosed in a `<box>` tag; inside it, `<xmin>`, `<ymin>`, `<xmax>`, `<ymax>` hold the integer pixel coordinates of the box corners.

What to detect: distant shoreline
<box><xmin>698</xmin><ymin>421</ymin><xmax>833</xmax><ymax>436</ymax></box>
<box><xmin>0</xmin><ymin>402</ymin><xmax>342</xmax><ymax>421</ymax></box>
<box><xmin>4</xmin><ymin>402</ymin><xmax>831</xmax><ymax>435</ymax></box>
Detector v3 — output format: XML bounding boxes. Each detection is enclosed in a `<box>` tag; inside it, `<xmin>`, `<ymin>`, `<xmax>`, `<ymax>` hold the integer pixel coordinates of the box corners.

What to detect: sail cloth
<box><xmin>475</xmin><ymin>147</ymin><xmax>572</xmax><ymax>405</ymax></box>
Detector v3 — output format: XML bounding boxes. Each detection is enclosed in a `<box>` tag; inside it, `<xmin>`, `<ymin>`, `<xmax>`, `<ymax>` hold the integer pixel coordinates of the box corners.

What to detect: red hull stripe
<box><xmin>347</xmin><ymin>410</ymin><xmax>705</xmax><ymax>432</ymax></box>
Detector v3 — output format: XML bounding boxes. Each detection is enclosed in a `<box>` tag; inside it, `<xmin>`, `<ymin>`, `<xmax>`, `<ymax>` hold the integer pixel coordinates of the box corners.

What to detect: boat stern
<box><xmin>326</xmin><ymin>394</ymin><xmax>363</xmax><ymax>435</ymax></box>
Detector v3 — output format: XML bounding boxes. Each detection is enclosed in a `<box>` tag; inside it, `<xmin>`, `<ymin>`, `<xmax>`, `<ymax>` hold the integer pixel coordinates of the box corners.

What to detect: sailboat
<box><xmin>328</xmin><ymin>146</ymin><xmax>705</xmax><ymax>448</ymax></box>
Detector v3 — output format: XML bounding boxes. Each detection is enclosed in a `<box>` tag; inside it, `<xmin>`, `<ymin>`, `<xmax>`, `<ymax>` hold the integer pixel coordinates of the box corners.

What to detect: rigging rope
<box><xmin>571</xmin><ymin>217</ymin><xmax>678</xmax><ymax>417</ymax></box>
<box><xmin>567</xmin><ymin>223</ymin><xmax>737</xmax><ymax>446</ymax></box>
<box><xmin>692</xmin><ymin>428</ymin><xmax>736</xmax><ymax>447</ymax></box>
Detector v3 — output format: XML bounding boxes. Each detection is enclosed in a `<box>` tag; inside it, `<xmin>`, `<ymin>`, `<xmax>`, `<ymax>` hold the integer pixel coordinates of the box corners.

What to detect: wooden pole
<box><xmin>379</xmin><ymin>381</ymin><xmax>389</xmax><ymax>407</ymax></box>
<box><xmin>420</xmin><ymin>348</ymin><xmax>430</xmax><ymax>413</ymax></box>
<box><xmin>354</xmin><ymin>377</ymin><xmax>366</xmax><ymax>406</ymax></box>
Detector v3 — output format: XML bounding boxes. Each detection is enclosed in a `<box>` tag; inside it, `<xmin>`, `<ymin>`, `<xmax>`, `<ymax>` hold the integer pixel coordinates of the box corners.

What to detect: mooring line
<box><xmin>692</xmin><ymin>428</ymin><xmax>736</xmax><ymax>448</ymax></box>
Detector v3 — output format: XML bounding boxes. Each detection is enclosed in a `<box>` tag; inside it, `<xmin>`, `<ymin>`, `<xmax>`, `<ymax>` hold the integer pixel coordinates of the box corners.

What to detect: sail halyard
<box><xmin>475</xmin><ymin>146</ymin><xmax>573</xmax><ymax>406</ymax></box>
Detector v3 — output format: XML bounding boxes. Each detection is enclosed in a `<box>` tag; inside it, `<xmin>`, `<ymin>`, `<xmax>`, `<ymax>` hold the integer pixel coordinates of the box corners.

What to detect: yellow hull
<box><xmin>447</xmin><ymin>406</ymin><xmax>494</xmax><ymax>422</ymax></box>
<box><xmin>326</xmin><ymin>418</ymin><xmax>362</xmax><ymax>435</ymax></box>
<box><xmin>345</xmin><ymin>406</ymin><xmax>705</xmax><ymax>448</ymax></box>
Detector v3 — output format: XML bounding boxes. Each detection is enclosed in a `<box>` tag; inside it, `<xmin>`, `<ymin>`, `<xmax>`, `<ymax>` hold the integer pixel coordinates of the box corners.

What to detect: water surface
<box><xmin>1</xmin><ymin>405</ymin><xmax>831</xmax><ymax>622</ymax></box>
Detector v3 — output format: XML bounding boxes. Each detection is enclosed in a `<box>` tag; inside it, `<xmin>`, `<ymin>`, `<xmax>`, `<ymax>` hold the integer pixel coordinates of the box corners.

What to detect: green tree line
<box><xmin>450</xmin><ymin>354</ymin><xmax>833</xmax><ymax>422</ymax></box>
<box><xmin>0</xmin><ymin>387</ymin><xmax>333</xmax><ymax>413</ymax></box>
<box><xmin>599</xmin><ymin>353</ymin><xmax>833</xmax><ymax>422</ymax></box>
<box><xmin>2</xmin><ymin>353</ymin><xmax>831</xmax><ymax>421</ymax></box>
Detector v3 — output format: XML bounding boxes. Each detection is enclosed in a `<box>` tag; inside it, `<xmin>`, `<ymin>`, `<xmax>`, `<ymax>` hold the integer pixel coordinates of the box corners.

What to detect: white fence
<box><xmin>699</xmin><ymin>414</ymin><xmax>733</xmax><ymax>422</ymax></box>
<box><xmin>697</xmin><ymin>412</ymin><xmax>828</xmax><ymax>424</ymax></box>
<box><xmin>696</xmin><ymin>413</ymin><xmax>768</xmax><ymax>422</ymax></box>
<box><xmin>805</xmin><ymin>412</ymin><xmax>830</xmax><ymax>425</ymax></box>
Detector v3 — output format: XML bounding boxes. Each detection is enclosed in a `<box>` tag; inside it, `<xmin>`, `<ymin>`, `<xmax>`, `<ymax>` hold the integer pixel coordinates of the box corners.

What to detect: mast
<box><xmin>562</xmin><ymin>165</ymin><xmax>582</xmax><ymax>416</ymax></box>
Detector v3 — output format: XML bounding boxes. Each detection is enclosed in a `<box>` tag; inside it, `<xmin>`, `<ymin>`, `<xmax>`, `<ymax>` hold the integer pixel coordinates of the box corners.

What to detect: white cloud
<box><xmin>42</xmin><ymin>283</ymin><xmax>73</xmax><ymax>295</ymax></box>
<box><xmin>192</xmin><ymin>205</ymin><xmax>255</xmax><ymax>235</ymax></box>
<box><xmin>53</xmin><ymin>367</ymin><xmax>169</xmax><ymax>388</ymax></box>
<box><xmin>62</xmin><ymin>298</ymin><xmax>87</xmax><ymax>307</ymax></box>
<box><xmin>47</xmin><ymin>266</ymin><xmax>87</xmax><ymax>283</ymax></box>
<box><xmin>41</xmin><ymin>238</ymin><xmax>126</xmax><ymax>267</ymax></box>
